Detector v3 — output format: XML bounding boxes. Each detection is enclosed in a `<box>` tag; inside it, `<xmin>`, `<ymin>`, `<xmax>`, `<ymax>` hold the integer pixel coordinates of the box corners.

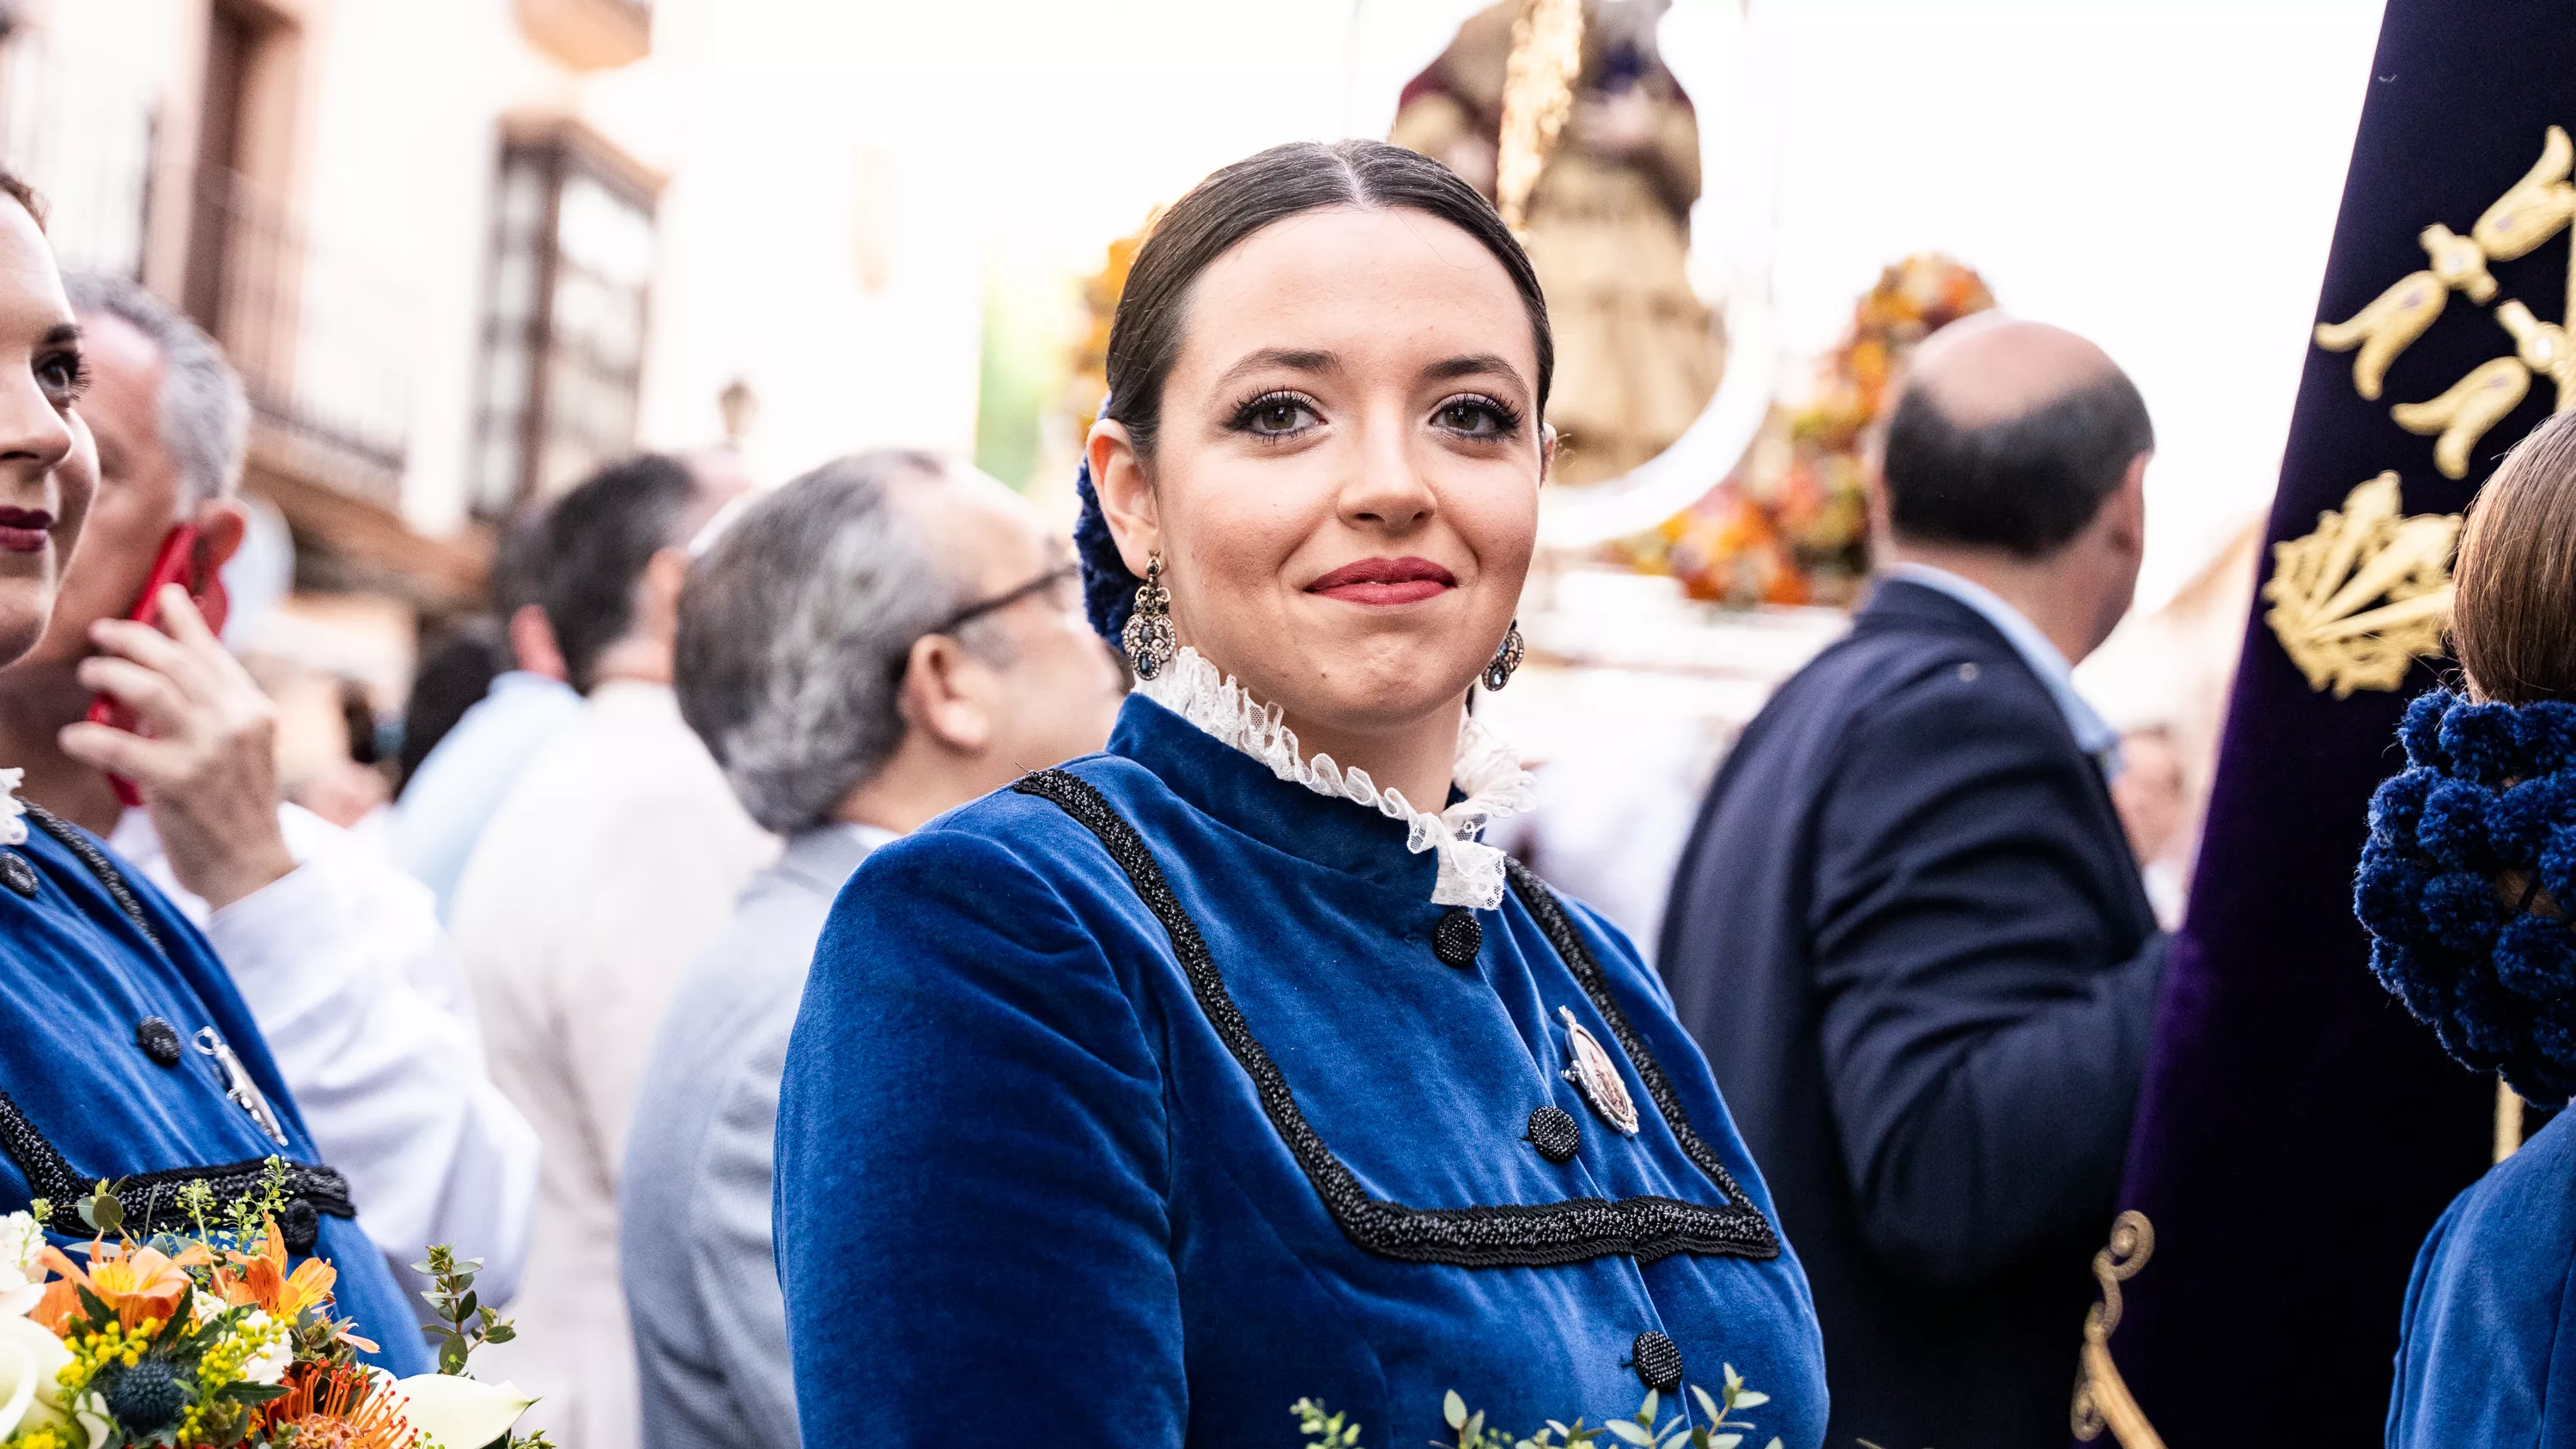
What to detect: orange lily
<box><xmin>40</xmin><ymin>1240</ymin><xmax>189</xmax><ymax>1330</ymax></box>
<box><xmin>235</xmin><ymin>1216</ymin><xmax>336</xmax><ymax>1320</ymax></box>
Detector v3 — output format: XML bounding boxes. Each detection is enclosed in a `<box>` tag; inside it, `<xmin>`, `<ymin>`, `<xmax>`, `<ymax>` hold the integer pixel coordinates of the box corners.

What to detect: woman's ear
<box><xmin>1538</xmin><ymin>423</ymin><xmax>1558</xmax><ymax>484</ymax></box>
<box><xmin>1087</xmin><ymin>419</ymin><xmax>1159</xmax><ymax>576</ymax></box>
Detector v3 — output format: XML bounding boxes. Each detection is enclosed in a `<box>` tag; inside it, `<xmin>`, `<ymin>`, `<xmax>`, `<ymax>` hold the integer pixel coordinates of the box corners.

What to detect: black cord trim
<box><xmin>22</xmin><ymin>801</ymin><xmax>161</xmax><ymax>954</ymax></box>
<box><xmin>1012</xmin><ymin>768</ymin><xmax>1781</xmax><ymax>1268</ymax></box>
<box><xmin>0</xmin><ymin>1086</ymin><xmax>353</xmax><ymax>1237</ymax></box>
<box><xmin>1502</xmin><ymin>855</ymin><xmax>1770</xmax><ymax>1219</ymax></box>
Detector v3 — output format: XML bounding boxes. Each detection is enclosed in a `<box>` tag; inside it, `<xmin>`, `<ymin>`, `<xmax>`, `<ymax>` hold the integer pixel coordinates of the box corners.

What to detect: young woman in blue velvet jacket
<box><xmin>772</xmin><ymin>140</ymin><xmax>1826</xmax><ymax>1445</ymax></box>
<box><xmin>2360</xmin><ymin>407</ymin><xmax>2576</xmax><ymax>1445</ymax></box>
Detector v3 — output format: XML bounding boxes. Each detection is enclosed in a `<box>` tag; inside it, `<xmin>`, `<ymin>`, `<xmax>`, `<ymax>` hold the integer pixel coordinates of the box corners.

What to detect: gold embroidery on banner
<box><xmin>2313</xmin><ymin>224</ymin><xmax>2494</xmax><ymax>398</ymax></box>
<box><xmin>2473</xmin><ymin>125</ymin><xmax>2576</xmax><ymax>260</ymax></box>
<box><xmin>2263</xmin><ymin>473</ymin><xmax>2460</xmax><ymax>698</ymax></box>
<box><xmin>2320</xmin><ymin>126</ymin><xmax>2576</xmax><ymax>476</ymax></box>
<box><xmin>2070</xmin><ymin>1211</ymin><xmax>2167</xmax><ymax>1449</ymax></box>
<box><xmin>2494</xmin><ymin>298</ymin><xmax>2576</xmax><ymax>406</ymax></box>
<box><xmin>2391</xmin><ymin>356</ymin><xmax>2534</xmax><ymax>478</ymax></box>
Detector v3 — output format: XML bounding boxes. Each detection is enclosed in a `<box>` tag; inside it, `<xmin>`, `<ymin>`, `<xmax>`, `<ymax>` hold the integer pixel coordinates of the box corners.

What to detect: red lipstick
<box><xmin>1306</xmin><ymin>556</ymin><xmax>1457</xmax><ymax>606</ymax></box>
<box><xmin>0</xmin><ymin>506</ymin><xmax>51</xmax><ymax>555</ymax></box>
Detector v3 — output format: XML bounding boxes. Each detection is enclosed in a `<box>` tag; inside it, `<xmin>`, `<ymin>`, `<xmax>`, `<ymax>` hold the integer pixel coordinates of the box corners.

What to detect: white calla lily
<box><xmin>389</xmin><ymin>1373</ymin><xmax>537</xmax><ymax>1449</ymax></box>
<box><xmin>0</xmin><ymin>1313</ymin><xmax>76</xmax><ymax>1443</ymax></box>
<box><xmin>0</xmin><ymin>1211</ymin><xmax>45</xmax><ymax>1318</ymax></box>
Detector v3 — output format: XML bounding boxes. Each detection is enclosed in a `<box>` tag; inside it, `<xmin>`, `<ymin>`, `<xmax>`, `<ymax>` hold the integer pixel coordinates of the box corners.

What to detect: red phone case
<box><xmin>87</xmin><ymin>523</ymin><xmax>232</xmax><ymax>807</ymax></box>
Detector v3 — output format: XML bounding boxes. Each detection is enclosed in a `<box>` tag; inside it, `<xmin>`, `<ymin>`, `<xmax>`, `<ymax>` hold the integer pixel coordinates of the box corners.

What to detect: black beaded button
<box><xmin>1631</xmin><ymin>1330</ymin><xmax>1684</xmax><ymax>1393</ymax></box>
<box><xmin>1432</xmin><ymin>908</ymin><xmax>1483</xmax><ymax>968</ymax></box>
<box><xmin>0</xmin><ymin>852</ymin><xmax>35</xmax><ymax>898</ymax></box>
<box><xmin>136</xmin><ymin>1016</ymin><xmax>184</xmax><ymax>1068</ymax></box>
<box><xmin>278</xmin><ymin>1197</ymin><xmax>320</xmax><ymax>1255</ymax></box>
<box><xmin>1527</xmin><ymin>1105</ymin><xmax>1580</xmax><ymax>1164</ymax></box>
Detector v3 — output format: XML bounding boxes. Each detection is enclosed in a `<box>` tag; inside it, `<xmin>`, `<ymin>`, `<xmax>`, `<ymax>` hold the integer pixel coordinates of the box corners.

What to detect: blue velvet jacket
<box><xmin>775</xmin><ymin>696</ymin><xmax>1825</xmax><ymax>1446</ymax></box>
<box><xmin>0</xmin><ymin>806</ymin><xmax>428</xmax><ymax>1376</ymax></box>
<box><xmin>2388</xmin><ymin>1106</ymin><xmax>2576</xmax><ymax>1446</ymax></box>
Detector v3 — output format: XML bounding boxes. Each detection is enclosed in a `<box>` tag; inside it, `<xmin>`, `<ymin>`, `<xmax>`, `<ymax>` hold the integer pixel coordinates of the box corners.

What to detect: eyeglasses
<box><xmin>924</xmin><ymin>561</ymin><xmax>1082</xmax><ymax>638</ymax></box>
<box><xmin>888</xmin><ymin>561</ymin><xmax>1084</xmax><ymax>684</ymax></box>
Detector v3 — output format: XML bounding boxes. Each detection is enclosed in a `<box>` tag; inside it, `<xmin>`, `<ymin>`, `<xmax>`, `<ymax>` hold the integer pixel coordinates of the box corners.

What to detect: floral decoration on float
<box><xmin>1607</xmin><ymin>254</ymin><xmax>1996</xmax><ymax>608</ymax></box>
<box><xmin>0</xmin><ymin>1166</ymin><xmax>537</xmax><ymax>1449</ymax></box>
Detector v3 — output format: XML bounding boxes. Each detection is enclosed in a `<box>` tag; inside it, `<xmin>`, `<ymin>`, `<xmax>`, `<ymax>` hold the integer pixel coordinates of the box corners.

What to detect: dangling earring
<box><xmin>1483</xmin><ymin>618</ymin><xmax>1525</xmax><ymax>691</ymax></box>
<box><xmin>1122</xmin><ymin>552</ymin><xmax>1176</xmax><ymax>680</ymax></box>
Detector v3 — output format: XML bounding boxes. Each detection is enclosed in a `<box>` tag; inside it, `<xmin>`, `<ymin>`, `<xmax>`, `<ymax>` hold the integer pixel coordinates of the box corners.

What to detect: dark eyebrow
<box><xmin>1423</xmin><ymin>353</ymin><xmax>1524</xmax><ymax>388</ymax></box>
<box><xmin>41</xmin><ymin>323</ymin><xmax>78</xmax><ymax>347</ymax></box>
<box><xmin>1213</xmin><ymin>348</ymin><xmax>1340</xmax><ymax>390</ymax></box>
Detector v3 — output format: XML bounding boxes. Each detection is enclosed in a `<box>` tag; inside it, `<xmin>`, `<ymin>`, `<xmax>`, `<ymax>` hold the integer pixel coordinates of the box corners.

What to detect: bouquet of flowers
<box><xmin>0</xmin><ymin>1163</ymin><xmax>538</xmax><ymax>1449</ymax></box>
<box><xmin>1296</xmin><ymin>1366</ymin><xmax>1785</xmax><ymax>1449</ymax></box>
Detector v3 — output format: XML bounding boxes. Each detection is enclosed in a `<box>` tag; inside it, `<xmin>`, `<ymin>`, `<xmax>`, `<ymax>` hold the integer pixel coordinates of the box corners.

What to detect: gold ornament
<box><xmin>2473</xmin><ymin>125</ymin><xmax>2576</xmax><ymax>261</ymax></box>
<box><xmin>2495</xmin><ymin>297</ymin><xmax>2576</xmax><ymax>407</ymax></box>
<box><xmin>2069</xmin><ymin>1212</ymin><xmax>2166</xmax><ymax>1449</ymax></box>
<box><xmin>2391</xmin><ymin>355</ymin><xmax>2532</xmax><ymax>478</ymax></box>
<box><xmin>2320</xmin><ymin>128</ymin><xmax>2576</xmax><ymax>473</ymax></box>
<box><xmin>2263</xmin><ymin>472</ymin><xmax>2460</xmax><ymax>698</ymax></box>
<box><xmin>1494</xmin><ymin>0</ymin><xmax>1584</xmax><ymax>232</ymax></box>
<box><xmin>2312</xmin><ymin>224</ymin><xmax>2494</xmax><ymax>399</ymax></box>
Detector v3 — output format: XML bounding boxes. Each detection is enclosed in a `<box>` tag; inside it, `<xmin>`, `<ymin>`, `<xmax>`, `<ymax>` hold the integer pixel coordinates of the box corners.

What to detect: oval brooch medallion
<box><xmin>1558</xmin><ymin>1006</ymin><xmax>1640</xmax><ymax>1135</ymax></box>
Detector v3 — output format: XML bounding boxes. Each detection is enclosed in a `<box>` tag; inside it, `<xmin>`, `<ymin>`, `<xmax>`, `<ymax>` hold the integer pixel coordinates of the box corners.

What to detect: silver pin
<box><xmin>193</xmin><ymin>1027</ymin><xmax>288</xmax><ymax>1147</ymax></box>
<box><xmin>1559</xmin><ymin>1007</ymin><xmax>1641</xmax><ymax>1136</ymax></box>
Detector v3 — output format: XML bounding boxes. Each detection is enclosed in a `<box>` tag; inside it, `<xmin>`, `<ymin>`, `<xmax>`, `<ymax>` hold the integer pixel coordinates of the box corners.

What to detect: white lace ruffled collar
<box><xmin>1133</xmin><ymin>646</ymin><xmax>1534</xmax><ymax>910</ymax></box>
<box><xmin>0</xmin><ymin>767</ymin><xmax>24</xmax><ymax>847</ymax></box>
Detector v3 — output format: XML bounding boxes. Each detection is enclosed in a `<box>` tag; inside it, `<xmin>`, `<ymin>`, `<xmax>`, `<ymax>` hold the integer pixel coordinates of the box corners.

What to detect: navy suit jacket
<box><xmin>1658</xmin><ymin>579</ymin><xmax>2166</xmax><ymax>1448</ymax></box>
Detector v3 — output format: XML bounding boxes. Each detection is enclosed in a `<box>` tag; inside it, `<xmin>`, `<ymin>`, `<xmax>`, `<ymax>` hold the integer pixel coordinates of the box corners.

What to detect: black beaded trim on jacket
<box><xmin>22</xmin><ymin>801</ymin><xmax>161</xmax><ymax>953</ymax></box>
<box><xmin>1011</xmin><ymin>768</ymin><xmax>1781</xmax><ymax>1268</ymax></box>
<box><xmin>0</xmin><ymin>1085</ymin><xmax>353</xmax><ymax>1237</ymax></box>
<box><xmin>1502</xmin><ymin>855</ymin><xmax>1771</xmax><ymax>1220</ymax></box>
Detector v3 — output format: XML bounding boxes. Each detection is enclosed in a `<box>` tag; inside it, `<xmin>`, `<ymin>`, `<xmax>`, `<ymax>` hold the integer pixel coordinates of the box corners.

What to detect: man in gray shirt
<box><xmin>621</xmin><ymin>452</ymin><xmax>1124</xmax><ymax>1449</ymax></box>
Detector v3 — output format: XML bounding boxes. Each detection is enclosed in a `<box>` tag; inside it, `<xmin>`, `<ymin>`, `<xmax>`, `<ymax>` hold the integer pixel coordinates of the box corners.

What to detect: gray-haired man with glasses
<box><xmin>621</xmin><ymin>451</ymin><xmax>1124</xmax><ymax>1449</ymax></box>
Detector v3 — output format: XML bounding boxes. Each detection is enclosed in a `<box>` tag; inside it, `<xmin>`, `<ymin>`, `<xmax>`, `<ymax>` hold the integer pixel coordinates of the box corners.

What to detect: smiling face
<box><xmin>1090</xmin><ymin>204</ymin><xmax>1546</xmax><ymax>749</ymax></box>
<box><xmin>0</xmin><ymin>197</ymin><xmax>92</xmax><ymax>667</ymax></box>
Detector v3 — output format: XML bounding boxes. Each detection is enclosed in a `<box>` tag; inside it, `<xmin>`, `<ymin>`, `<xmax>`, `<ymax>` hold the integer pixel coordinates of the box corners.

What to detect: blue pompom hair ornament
<box><xmin>2356</xmin><ymin>687</ymin><xmax>2576</xmax><ymax>1104</ymax></box>
<box><xmin>1072</xmin><ymin>398</ymin><xmax>1145</xmax><ymax>648</ymax></box>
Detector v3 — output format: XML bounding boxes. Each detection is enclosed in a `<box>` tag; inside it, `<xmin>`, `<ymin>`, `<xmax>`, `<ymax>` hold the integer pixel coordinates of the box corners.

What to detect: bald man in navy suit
<box><xmin>1659</xmin><ymin>319</ymin><xmax>2169</xmax><ymax>1448</ymax></box>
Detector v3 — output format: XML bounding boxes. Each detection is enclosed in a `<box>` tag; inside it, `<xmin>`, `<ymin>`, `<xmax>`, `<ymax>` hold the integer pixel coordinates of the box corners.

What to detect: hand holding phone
<box><xmin>84</xmin><ymin>523</ymin><xmax>232</xmax><ymax>806</ymax></box>
<box><xmin>62</xmin><ymin>576</ymin><xmax>293</xmax><ymax>909</ymax></box>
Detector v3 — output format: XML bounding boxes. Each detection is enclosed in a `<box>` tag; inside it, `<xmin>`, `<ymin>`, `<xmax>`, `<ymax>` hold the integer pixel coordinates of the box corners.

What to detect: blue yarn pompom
<box><xmin>2489</xmin><ymin>776</ymin><xmax>2573</xmax><ymax>864</ymax></box>
<box><xmin>2521</xmin><ymin>701</ymin><xmax>2576</xmax><ymax>775</ymax></box>
<box><xmin>2495</xmin><ymin>913</ymin><xmax>2576</xmax><ymax>1000</ymax></box>
<box><xmin>2368</xmin><ymin>769</ymin><xmax>2433</xmax><ymax>848</ymax></box>
<box><xmin>2415</xmin><ymin>779</ymin><xmax>2494</xmax><ymax>869</ymax></box>
<box><xmin>2398</xmin><ymin>688</ymin><xmax>2454</xmax><ymax>768</ymax></box>
<box><xmin>2440</xmin><ymin>700</ymin><xmax>2523</xmax><ymax>785</ymax></box>
<box><xmin>1072</xmin><ymin>450</ymin><xmax>1142</xmax><ymax>647</ymax></box>
<box><xmin>2356</xmin><ymin>686</ymin><xmax>2576</xmax><ymax>1105</ymax></box>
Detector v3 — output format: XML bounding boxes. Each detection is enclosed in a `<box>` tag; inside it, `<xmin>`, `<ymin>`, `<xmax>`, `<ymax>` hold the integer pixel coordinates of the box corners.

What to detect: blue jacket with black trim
<box><xmin>0</xmin><ymin>806</ymin><xmax>430</xmax><ymax>1377</ymax></box>
<box><xmin>775</xmin><ymin>693</ymin><xmax>1826</xmax><ymax>1446</ymax></box>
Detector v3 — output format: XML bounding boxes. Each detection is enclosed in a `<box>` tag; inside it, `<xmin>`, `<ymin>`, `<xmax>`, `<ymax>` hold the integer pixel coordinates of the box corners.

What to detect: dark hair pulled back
<box><xmin>1074</xmin><ymin>138</ymin><xmax>1552</xmax><ymax>643</ymax></box>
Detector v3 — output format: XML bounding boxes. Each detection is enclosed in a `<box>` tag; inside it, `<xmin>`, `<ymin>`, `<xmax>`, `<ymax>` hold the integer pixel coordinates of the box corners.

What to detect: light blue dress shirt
<box><xmin>1880</xmin><ymin>562</ymin><xmax>2124</xmax><ymax>777</ymax></box>
<box><xmin>392</xmin><ymin>670</ymin><xmax>584</xmax><ymax>919</ymax></box>
<box><xmin>623</xmin><ymin>822</ymin><xmax>893</xmax><ymax>1449</ymax></box>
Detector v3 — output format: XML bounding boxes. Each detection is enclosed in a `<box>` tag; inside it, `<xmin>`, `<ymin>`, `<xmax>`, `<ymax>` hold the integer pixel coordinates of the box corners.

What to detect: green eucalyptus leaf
<box><xmin>1446</xmin><ymin>1391</ymin><xmax>1469</xmax><ymax>1431</ymax></box>
<box><xmin>1729</xmin><ymin>1392</ymin><xmax>1767</xmax><ymax>1410</ymax></box>
<box><xmin>1606</xmin><ymin>1422</ymin><xmax>1656</xmax><ymax>1447</ymax></box>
